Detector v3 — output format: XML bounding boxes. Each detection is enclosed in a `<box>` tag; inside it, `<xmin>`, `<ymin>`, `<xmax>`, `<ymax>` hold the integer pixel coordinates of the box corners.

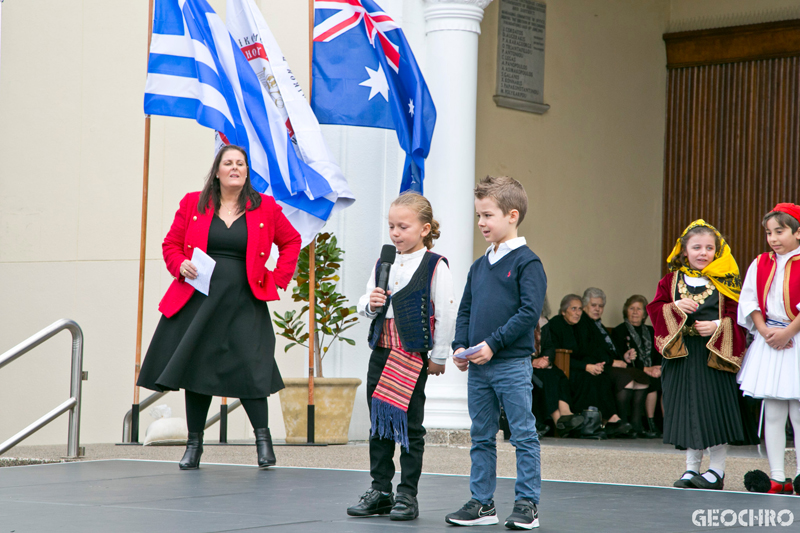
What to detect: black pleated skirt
<box><xmin>661</xmin><ymin>336</ymin><xmax>758</xmax><ymax>450</ymax></box>
<box><xmin>137</xmin><ymin>216</ymin><xmax>283</xmax><ymax>399</ymax></box>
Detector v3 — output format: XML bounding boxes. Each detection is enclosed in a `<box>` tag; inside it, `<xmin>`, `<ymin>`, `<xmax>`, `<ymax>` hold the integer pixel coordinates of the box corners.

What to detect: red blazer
<box><xmin>158</xmin><ymin>191</ymin><xmax>301</xmax><ymax>318</ymax></box>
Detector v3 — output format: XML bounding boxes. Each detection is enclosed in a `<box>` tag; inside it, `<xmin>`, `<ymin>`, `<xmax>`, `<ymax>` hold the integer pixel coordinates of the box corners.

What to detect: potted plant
<box><xmin>273</xmin><ymin>232</ymin><xmax>362</xmax><ymax>444</ymax></box>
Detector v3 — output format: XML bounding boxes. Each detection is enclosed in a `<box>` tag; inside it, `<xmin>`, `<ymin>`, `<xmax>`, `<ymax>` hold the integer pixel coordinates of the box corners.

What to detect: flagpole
<box><xmin>306</xmin><ymin>0</ymin><xmax>316</xmax><ymax>445</ymax></box>
<box><xmin>131</xmin><ymin>0</ymin><xmax>156</xmax><ymax>444</ymax></box>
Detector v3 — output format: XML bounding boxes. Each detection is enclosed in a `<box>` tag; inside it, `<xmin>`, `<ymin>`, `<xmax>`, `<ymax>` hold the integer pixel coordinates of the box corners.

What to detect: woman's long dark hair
<box><xmin>198</xmin><ymin>145</ymin><xmax>262</xmax><ymax>214</ymax></box>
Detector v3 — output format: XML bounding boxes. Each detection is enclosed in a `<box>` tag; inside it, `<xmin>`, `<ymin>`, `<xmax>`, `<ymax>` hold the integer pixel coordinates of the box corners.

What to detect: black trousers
<box><xmin>366</xmin><ymin>347</ymin><xmax>428</xmax><ymax>497</ymax></box>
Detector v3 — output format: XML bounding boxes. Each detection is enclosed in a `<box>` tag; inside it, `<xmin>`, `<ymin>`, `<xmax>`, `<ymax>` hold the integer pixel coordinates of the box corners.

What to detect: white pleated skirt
<box><xmin>738</xmin><ymin>334</ymin><xmax>800</xmax><ymax>400</ymax></box>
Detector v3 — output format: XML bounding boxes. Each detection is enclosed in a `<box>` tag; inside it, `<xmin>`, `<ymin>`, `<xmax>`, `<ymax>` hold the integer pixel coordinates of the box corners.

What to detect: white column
<box><xmin>422</xmin><ymin>0</ymin><xmax>492</xmax><ymax>429</ymax></box>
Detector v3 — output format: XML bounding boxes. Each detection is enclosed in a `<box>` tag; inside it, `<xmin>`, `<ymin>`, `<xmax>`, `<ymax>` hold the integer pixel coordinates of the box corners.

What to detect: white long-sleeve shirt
<box><xmin>738</xmin><ymin>246</ymin><xmax>800</xmax><ymax>332</ymax></box>
<box><xmin>358</xmin><ymin>247</ymin><xmax>456</xmax><ymax>364</ymax></box>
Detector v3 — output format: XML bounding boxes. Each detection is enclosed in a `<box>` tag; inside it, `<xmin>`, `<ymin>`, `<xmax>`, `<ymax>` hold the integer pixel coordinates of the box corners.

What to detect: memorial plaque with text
<box><xmin>495</xmin><ymin>0</ymin><xmax>548</xmax><ymax>114</ymax></box>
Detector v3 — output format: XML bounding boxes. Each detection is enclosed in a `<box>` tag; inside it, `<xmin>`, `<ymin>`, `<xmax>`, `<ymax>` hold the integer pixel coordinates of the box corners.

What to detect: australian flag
<box><xmin>312</xmin><ymin>0</ymin><xmax>436</xmax><ymax>193</ymax></box>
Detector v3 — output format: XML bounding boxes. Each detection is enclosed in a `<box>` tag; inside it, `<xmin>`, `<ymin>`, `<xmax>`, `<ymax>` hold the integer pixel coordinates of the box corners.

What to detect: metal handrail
<box><xmin>122</xmin><ymin>393</ymin><xmax>243</xmax><ymax>441</ymax></box>
<box><xmin>0</xmin><ymin>319</ymin><xmax>85</xmax><ymax>458</ymax></box>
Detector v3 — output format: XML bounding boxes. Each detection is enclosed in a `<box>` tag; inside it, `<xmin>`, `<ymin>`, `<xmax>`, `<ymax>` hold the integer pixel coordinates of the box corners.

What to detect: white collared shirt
<box><xmin>358</xmin><ymin>247</ymin><xmax>456</xmax><ymax>364</ymax></box>
<box><xmin>485</xmin><ymin>236</ymin><xmax>527</xmax><ymax>265</ymax></box>
<box><xmin>738</xmin><ymin>246</ymin><xmax>800</xmax><ymax>331</ymax></box>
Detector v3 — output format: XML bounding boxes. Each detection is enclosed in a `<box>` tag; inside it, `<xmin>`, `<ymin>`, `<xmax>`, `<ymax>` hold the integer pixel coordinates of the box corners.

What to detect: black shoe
<box><xmin>604</xmin><ymin>421</ymin><xmax>632</xmax><ymax>438</ymax></box>
<box><xmin>347</xmin><ymin>488</ymin><xmax>394</xmax><ymax>517</ymax></box>
<box><xmin>673</xmin><ymin>470</ymin><xmax>700</xmax><ymax>488</ymax></box>
<box><xmin>445</xmin><ymin>498</ymin><xmax>499</xmax><ymax>526</ymax></box>
<box><xmin>639</xmin><ymin>418</ymin><xmax>661</xmax><ymax>439</ymax></box>
<box><xmin>505</xmin><ymin>498</ymin><xmax>539</xmax><ymax>530</ymax></box>
<box><xmin>179</xmin><ymin>431</ymin><xmax>204</xmax><ymax>470</ymax></box>
<box><xmin>390</xmin><ymin>493</ymin><xmax>418</xmax><ymax>521</ymax></box>
<box><xmin>254</xmin><ymin>428</ymin><xmax>276</xmax><ymax>468</ymax></box>
<box><xmin>535</xmin><ymin>421</ymin><xmax>552</xmax><ymax>437</ymax></box>
<box><xmin>556</xmin><ymin>414</ymin><xmax>584</xmax><ymax>435</ymax></box>
<box><xmin>691</xmin><ymin>470</ymin><xmax>724</xmax><ymax>490</ymax></box>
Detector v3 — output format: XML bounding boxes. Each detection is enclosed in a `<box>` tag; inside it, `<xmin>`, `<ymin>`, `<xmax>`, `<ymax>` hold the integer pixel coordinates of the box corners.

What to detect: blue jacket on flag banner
<box><xmin>312</xmin><ymin>0</ymin><xmax>437</xmax><ymax>193</ymax></box>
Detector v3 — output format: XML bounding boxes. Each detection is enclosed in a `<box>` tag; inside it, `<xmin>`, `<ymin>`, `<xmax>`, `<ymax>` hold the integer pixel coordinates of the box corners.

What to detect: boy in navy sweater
<box><xmin>445</xmin><ymin>176</ymin><xmax>546</xmax><ymax>530</ymax></box>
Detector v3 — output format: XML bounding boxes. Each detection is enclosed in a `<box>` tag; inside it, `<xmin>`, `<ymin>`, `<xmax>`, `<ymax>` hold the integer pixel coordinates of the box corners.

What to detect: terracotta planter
<box><xmin>279</xmin><ymin>377</ymin><xmax>362</xmax><ymax>444</ymax></box>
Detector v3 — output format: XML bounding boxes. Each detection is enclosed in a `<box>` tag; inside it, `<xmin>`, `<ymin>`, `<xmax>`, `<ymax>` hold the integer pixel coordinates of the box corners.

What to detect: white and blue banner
<box><xmin>144</xmin><ymin>0</ymin><xmax>353</xmax><ymax>246</ymax></box>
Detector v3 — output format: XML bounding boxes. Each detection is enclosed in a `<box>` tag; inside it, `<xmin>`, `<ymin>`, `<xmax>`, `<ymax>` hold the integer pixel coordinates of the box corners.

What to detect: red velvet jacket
<box><xmin>647</xmin><ymin>272</ymin><xmax>746</xmax><ymax>372</ymax></box>
<box><xmin>158</xmin><ymin>191</ymin><xmax>301</xmax><ymax>318</ymax></box>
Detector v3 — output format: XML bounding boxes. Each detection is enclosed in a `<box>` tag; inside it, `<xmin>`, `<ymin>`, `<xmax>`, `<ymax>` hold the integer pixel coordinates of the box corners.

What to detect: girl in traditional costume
<box><xmin>346</xmin><ymin>192</ymin><xmax>456</xmax><ymax>521</ymax></box>
<box><xmin>739</xmin><ymin>204</ymin><xmax>800</xmax><ymax>495</ymax></box>
<box><xmin>647</xmin><ymin>220</ymin><xmax>757</xmax><ymax>490</ymax></box>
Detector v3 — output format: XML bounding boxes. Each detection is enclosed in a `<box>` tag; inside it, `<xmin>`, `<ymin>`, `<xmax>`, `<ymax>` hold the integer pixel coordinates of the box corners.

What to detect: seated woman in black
<box><xmin>572</xmin><ymin>289</ymin><xmax>634</xmax><ymax>437</ymax></box>
<box><xmin>533</xmin><ymin>294</ymin><xmax>584</xmax><ymax>435</ymax></box>
<box><xmin>581</xmin><ymin>287</ymin><xmax>650</xmax><ymax>437</ymax></box>
<box><xmin>612</xmin><ymin>295</ymin><xmax>662</xmax><ymax>438</ymax></box>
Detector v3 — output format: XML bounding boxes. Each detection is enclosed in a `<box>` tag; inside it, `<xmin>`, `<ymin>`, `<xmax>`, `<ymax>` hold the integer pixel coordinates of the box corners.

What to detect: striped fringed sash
<box><xmin>371</xmin><ymin>318</ymin><xmax>423</xmax><ymax>451</ymax></box>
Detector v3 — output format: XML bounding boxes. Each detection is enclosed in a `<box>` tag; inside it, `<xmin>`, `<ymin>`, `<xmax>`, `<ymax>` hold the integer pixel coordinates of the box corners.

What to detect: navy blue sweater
<box><xmin>453</xmin><ymin>246</ymin><xmax>547</xmax><ymax>359</ymax></box>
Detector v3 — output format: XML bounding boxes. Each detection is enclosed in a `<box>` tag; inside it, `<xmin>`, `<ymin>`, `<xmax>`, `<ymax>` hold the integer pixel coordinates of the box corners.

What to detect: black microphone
<box><xmin>376</xmin><ymin>245</ymin><xmax>397</xmax><ymax>295</ymax></box>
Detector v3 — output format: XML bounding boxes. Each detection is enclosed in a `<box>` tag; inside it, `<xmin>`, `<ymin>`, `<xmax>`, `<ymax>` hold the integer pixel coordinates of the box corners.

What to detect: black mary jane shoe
<box><xmin>691</xmin><ymin>470</ymin><xmax>724</xmax><ymax>490</ymax></box>
<box><xmin>347</xmin><ymin>488</ymin><xmax>395</xmax><ymax>517</ymax></box>
<box><xmin>673</xmin><ymin>470</ymin><xmax>700</xmax><ymax>488</ymax></box>
<box><xmin>254</xmin><ymin>428</ymin><xmax>276</xmax><ymax>468</ymax></box>
<box><xmin>390</xmin><ymin>493</ymin><xmax>419</xmax><ymax>521</ymax></box>
<box><xmin>179</xmin><ymin>431</ymin><xmax>204</xmax><ymax>470</ymax></box>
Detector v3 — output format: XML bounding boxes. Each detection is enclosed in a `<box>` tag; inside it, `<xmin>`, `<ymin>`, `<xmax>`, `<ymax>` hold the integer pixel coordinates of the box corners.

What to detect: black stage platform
<box><xmin>1</xmin><ymin>460</ymin><xmax>798</xmax><ymax>532</ymax></box>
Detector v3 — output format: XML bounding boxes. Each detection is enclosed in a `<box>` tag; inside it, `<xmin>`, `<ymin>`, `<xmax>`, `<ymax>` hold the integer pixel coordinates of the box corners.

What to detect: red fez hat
<box><xmin>773</xmin><ymin>203</ymin><xmax>800</xmax><ymax>223</ymax></box>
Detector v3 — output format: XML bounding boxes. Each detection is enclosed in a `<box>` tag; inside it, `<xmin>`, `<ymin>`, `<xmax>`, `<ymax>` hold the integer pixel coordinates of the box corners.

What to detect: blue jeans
<box><xmin>468</xmin><ymin>357</ymin><xmax>541</xmax><ymax>505</ymax></box>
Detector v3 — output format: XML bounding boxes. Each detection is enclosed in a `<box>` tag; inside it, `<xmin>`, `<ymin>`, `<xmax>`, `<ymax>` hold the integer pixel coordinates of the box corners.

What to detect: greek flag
<box><xmin>144</xmin><ymin>0</ymin><xmax>353</xmax><ymax>245</ymax></box>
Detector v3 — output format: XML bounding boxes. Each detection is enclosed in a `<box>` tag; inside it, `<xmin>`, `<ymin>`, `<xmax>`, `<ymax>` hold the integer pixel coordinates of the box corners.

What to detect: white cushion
<box><xmin>143</xmin><ymin>417</ymin><xmax>188</xmax><ymax>446</ymax></box>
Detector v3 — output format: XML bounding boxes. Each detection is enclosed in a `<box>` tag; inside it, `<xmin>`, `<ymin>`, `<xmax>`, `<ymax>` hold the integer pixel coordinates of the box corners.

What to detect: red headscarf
<box><xmin>773</xmin><ymin>203</ymin><xmax>800</xmax><ymax>223</ymax></box>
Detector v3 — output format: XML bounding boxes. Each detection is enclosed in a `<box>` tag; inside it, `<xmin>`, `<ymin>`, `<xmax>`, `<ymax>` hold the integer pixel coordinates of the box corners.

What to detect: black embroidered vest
<box><xmin>367</xmin><ymin>251</ymin><xmax>447</xmax><ymax>353</ymax></box>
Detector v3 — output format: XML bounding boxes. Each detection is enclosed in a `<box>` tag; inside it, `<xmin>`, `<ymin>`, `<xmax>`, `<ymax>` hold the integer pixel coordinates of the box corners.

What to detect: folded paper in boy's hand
<box><xmin>453</xmin><ymin>343</ymin><xmax>486</xmax><ymax>360</ymax></box>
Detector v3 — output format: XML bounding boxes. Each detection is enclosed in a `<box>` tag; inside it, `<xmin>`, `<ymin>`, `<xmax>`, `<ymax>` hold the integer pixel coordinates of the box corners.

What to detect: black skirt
<box><xmin>137</xmin><ymin>215</ymin><xmax>283</xmax><ymax>399</ymax></box>
<box><xmin>661</xmin><ymin>336</ymin><xmax>758</xmax><ymax>450</ymax></box>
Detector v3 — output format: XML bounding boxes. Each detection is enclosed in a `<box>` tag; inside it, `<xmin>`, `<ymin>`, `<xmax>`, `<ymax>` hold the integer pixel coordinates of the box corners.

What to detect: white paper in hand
<box><xmin>187</xmin><ymin>248</ymin><xmax>216</xmax><ymax>296</ymax></box>
<box><xmin>453</xmin><ymin>343</ymin><xmax>486</xmax><ymax>360</ymax></box>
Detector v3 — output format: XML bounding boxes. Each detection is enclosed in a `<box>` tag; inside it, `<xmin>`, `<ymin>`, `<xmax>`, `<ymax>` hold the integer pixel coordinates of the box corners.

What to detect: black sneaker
<box><xmin>504</xmin><ymin>499</ymin><xmax>539</xmax><ymax>530</ymax></box>
<box><xmin>346</xmin><ymin>488</ymin><xmax>394</xmax><ymax>517</ymax></box>
<box><xmin>389</xmin><ymin>493</ymin><xmax>418</xmax><ymax>521</ymax></box>
<box><xmin>445</xmin><ymin>498</ymin><xmax>499</xmax><ymax>526</ymax></box>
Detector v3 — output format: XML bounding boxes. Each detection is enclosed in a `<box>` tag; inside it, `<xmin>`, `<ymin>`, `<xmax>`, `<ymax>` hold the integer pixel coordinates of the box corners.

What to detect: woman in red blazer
<box><xmin>137</xmin><ymin>145</ymin><xmax>301</xmax><ymax>471</ymax></box>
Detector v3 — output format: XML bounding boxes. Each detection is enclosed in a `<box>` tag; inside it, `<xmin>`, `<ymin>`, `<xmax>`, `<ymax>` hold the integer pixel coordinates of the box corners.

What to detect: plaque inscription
<box><xmin>495</xmin><ymin>0</ymin><xmax>549</xmax><ymax>114</ymax></box>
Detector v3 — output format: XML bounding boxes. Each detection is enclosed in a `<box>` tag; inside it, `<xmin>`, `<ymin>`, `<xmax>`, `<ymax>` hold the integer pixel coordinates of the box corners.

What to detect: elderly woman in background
<box><xmin>137</xmin><ymin>145</ymin><xmax>301</xmax><ymax>470</ymax></box>
<box><xmin>533</xmin><ymin>295</ymin><xmax>584</xmax><ymax>435</ymax></box>
<box><xmin>612</xmin><ymin>295</ymin><xmax>662</xmax><ymax>438</ymax></box>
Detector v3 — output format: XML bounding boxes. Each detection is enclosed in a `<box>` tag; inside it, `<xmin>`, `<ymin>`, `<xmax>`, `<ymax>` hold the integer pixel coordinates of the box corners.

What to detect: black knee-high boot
<box><xmin>179</xmin><ymin>431</ymin><xmax>204</xmax><ymax>470</ymax></box>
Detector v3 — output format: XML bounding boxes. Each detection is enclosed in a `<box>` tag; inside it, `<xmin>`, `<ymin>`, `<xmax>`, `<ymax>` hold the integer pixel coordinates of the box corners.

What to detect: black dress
<box><xmin>137</xmin><ymin>215</ymin><xmax>283</xmax><ymax>399</ymax></box>
<box><xmin>611</xmin><ymin>322</ymin><xmax>661</xmax><ymax>393</ymax></box>
<box><xmin>533</xmin><ymin>319</ymin><xmax>574</xmax><ymax>420</ymax></box>
<box><xmin>661</xmin><ymin>283</ymin><xmax>757</xmax><ymax>450</ymax></box>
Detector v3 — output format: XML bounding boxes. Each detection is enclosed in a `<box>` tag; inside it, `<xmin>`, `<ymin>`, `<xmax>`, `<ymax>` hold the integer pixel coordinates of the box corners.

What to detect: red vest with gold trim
<box><xmin>755</xmin><ymin>252</ymin><xmax>800</xmax><ymax>320</ymax></box>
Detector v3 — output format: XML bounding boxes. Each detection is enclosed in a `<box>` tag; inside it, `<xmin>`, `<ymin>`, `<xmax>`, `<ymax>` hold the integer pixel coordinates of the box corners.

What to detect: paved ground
<box><xmin>3</xmin><ymin>436</ymin><xmax>795</xmax><ymax>493</ymax></box>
